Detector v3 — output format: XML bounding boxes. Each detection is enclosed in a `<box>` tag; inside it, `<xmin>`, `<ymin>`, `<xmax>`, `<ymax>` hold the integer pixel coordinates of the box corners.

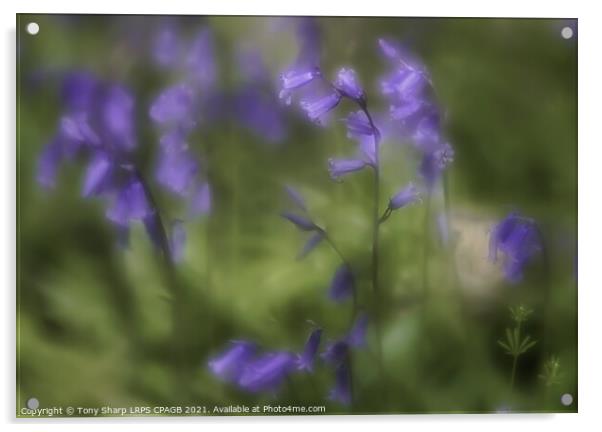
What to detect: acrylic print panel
<box><xmin>16</xmin><ymin>14</ymin><xmax>577</xmax><ymax>417</ymax></box>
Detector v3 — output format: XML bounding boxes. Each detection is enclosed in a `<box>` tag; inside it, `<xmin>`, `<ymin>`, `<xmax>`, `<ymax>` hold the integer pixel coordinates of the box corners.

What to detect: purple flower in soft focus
<box><xmin>328</xmin><ymin>264</ymin><xmax>354</xmax><ymax>302</ymax></box>
<box><xmin>281</xmin><ymin>211</ymin><xmax>317</xmax><ymax>231</ymax></box>
<box><xmin>284</xmin><ymin>185</ymin><xmax>307</xmax><ymax>212</ymax></box>
<box><xmin>238</xmin><ymin>351</ymin><xmax>297</xmax><ymax>393</ymax></box>
<box><xmin>321</xmin><ymin>340</ymin><xmax>350</xmax><ymax>366</ymax></box>
<box><xmin>297</xmin><ymin>328</ymin><xmax>322</xmax><ymax>372</ymax></box>
<box><xmin>61</xmin><ymin>71</ymin><xmax>97</xmax><ymax>112</ymax></box>
<box><xmin>149</xmin><ymin>84</ymin><xmax>196</xmax><ymax>128</ymax></box>
<box><xmin>419</xmin><ymin>142</ymin><xmax>454</xmax><ymax>189</ymax></box>
<box><xmin>156</xmin><ymin>148</ymin><xmax>199</xmax><ymax>195</ymax></box>
<box><xmin>102</xmin><ymin>85</ymin><xmax>137</xmax><ymax>152</ymax></box>
<box><xmin>36</xmin><ymin>137</ymin><xmax>63</xmax><ymax>188</ymax></box>
<box><xmin>82</xmin><ymin>151</ymin><xmax>113</xmax><ymax>197</ymax></box>
<box><xmin>346</xmin><ymin>313</ymin><xmax>368</xmax><ymax>348</ymax></box>
<box><xmin>232</xmin><ymin>87</ymin><xmax>286</xmax><ymax>143</ymax></box>
<box><xmin>187</xmin><ymin>28</ymin><xmax>216</xmax><ymax>88</ymax></box>
<box><xmin>153</xmin><ymin>27</ymin><xmax>181</xmax><ymax>67</ymax></box>
<box><xmin>208</xmin><ymin>341</ymin><xmax>257</xmax><ymax>383</ymax></box>
<box><xmin>300</xmin><ymin>91</ymin><xmax>342</xmax><ymax>123</ymax></box>
<box><xmin>489</xmin><ymin>212</ymin><xmax>542</xmax><ymax>283</ymax></box>
<box><xmin>298</xmin><ymin>231</ymin><xmax>325</xmax><ymax>259</ymax></box>
<box><xmin>389</xmin><ymin>183</ymin><xmax>420</xmax><ymax>210</ymax></box>
<box><xmin>345</xmin><ymin>111</ymin><xmax>375</xmax><ymax>139</ymax></box>
<box><xmin>328</xmin><ymin>158</ymin><xmax>367</xmax><ymax>180</ymax></box>
<box><xmin>334</xmin><ymin>67</ymin><xmax>364</xmax><ymax>101</ymax></box>
<box><xmin>329</xmin><ymin>361</ymin><xmax>352</xmax><ymax>406</ymax></box>
<box><xmin>190</xmin><ymin>182</ymin><xmax>212</xmax><ymax>216</ymax></box>
<box><xmin>106</xmin><ymin>179</ymin><xmax>153</xmax><ymax>226</ymax></box>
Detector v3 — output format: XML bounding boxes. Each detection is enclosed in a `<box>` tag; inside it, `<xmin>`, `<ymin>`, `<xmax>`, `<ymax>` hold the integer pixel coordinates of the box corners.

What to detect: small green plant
<box><xmin>539</xmin><ymin>356</ymin><xmax>562</xmax><ymax>387</ymax></box>
<box><xmin>498</xmin><ymin>305</ymin><xmax>537</xmax><ymax>390</ymax></box>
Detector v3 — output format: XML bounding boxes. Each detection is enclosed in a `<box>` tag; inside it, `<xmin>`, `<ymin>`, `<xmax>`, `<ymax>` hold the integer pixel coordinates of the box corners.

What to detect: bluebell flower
<box><xmin>329</xmin><ymin>264</ymin><xmax>355</xmax><ymax>302</ymax></box>
<box><xmin>237</xmin><ymin>351</ymin><xmax>297</xmax><ymax>393</ymax></box>
<box><xmin>284</xmin><ymin>185</ymin><xmax>308</xmax><ymax>212</ymax></box>
<box><xmin>346</xmin><ymin>313</ymin><xmax>368</xmax><ymax>348</ymax></box>
<box><xmin>419</xmin><ymin>142</ymin><xmax>454</xmax><ymax>189</ymax></box>
<box><xmin>328</xmin><ymin>158</ymin><xmax>367</xmax><ymax>180</ymax></box>
<box><xmin>298</xmin><ymin>231</ymin><xmax>325</xmax><ymax>259</ymax></box>
<box><xmin>344</xmin><ymin>111</ymin><xmax>375</xmax><ymax>139</ymax></box>
<box><xmin>297</xmin><ymin>328</ymin><xmax>322</xmax><ymax>372</ymax></box>
<box><xmin>334</xmin><ymin>67</ymin><xmax>364</xmax><ymax>101</ymax></box>
<box><xmin>149</xmin><ymin>84</ymin><xmax>196</xmax><ymax>128</ymax></box>
<box><xmin>389</xmin><ymin>183</ymin><xmax>421</xmax><ymax>210</ymax></box>
<box><xmin>152</xmin><ymin>26</ymin><xmax>181</xmax><ymax>67</ymax></box>
<box><xmin>281</xmin><ymin>211</ymin><xmax>317</xmax><ymax>231</ymax></box>
<box><xmin>190</xmin><ymin>182</ymin><xmax>212</xmax><ymax>216</ymax></box>
<box><xmin>105</xmin><ymin>179</ymin><xmax>153</xmax><ymax>226</ymax></box>
<box><xmin>489</xmin><ymin>213</ymin><xmax>542</xmax><ymax>283</ymax></box>
<box><xmin>82</xmin><ymin>151</ymin><xmax>113</xmax><ymax>197</ymax></box>
<box><xmin>232</xmin><ymin>87</ymin><xmax>286</xmax><ymax>144</ymax></box>
<box><xmin>329</xmin><ymin>361</ymin><xmax>352</xmax><ymax>406</ymax></box>
<box><xmin>155</xmin><ymin>148</ymin><xmax>199</xmax><ymax>196</ymax></box>
<box><xmin>186</xmin><ymin>28</ymin><xmax>216</xmax><ymax>89</ymax></box>
<box><xmin>321</xmin><ymin>340</ymin><xmax>350</xmax><ymax>366</ymax></box>
<box><xmin>101</xmin><ymin>85</ymin><xmax>137</xmax><ymax>152</ymax></box>
<box><xmin>208</xmin><ymin>340</ymin><xmax>257</xmax><ymax>383</ymax></box>
<box><xmin>300</xmin><ymin>91</ymin><xmax>342</xmax><ymax>123</ymax></box>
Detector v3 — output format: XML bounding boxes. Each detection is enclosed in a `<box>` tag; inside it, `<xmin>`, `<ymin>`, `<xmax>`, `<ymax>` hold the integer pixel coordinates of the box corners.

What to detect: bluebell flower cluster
<box><xmin>489</xmin><ymin>212</ymin><xmax>542</xmax><ymax>283</ymax></box>
<box><xmin>208</xmin><ymin>328</ymin><xmax>322</xmax><ymax>394</ymax></box>
<box><xmin>378</xmin><ymin>38</ymin><xmax>454</xmax><ymax>191</ymax></box>
<box><xmin>37</xmin><ymin>71</ymin><xmax>176</xmax><ymax>257</ymax></box>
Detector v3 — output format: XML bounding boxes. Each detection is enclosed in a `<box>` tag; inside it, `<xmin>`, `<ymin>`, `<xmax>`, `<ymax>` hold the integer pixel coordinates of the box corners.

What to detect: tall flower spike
<box><xmin>389</xmin><ymin>183</ymin><xmax>420</xmax><ymax>210</ymax></box>
<box><xmin>297</xmin><ymin>328</ymin><xmax>323</xmax><ymax>372</ymax></box>
<box><xmin>328</xmin><ymin>264</ymin><xmax>355</xmax><ymax>302</ymax></box>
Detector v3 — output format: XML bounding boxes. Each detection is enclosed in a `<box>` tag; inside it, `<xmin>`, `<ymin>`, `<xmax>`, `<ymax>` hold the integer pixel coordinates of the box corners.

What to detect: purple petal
<box><xmin>82</xmin><ymin>152</ymin><xmax>113</xmax><ymax>197</ymax></box>
<box><xmin>190</xmin><ymin>182</ymin><xmax>212</xmax><ymax>216</ymax></box>
<box><xmin>298</xmin><ymin>231</ymin><xmax>324</xmax><ymax>259</ymax></box>
<box><xmin>284</xmin><ymin>185</ymin><xmax>307</xmax><ymax>212</ymax></box>
<box><xmin>238</xmin><ymin>351</ymin><xmax>296</xmax><ymax>393</ymax></box>
<box><xmin>102</xmin><ymin>85</ymin><xmax>136</xmax><ymax>151</ymax></box>
<box><xmin>153</xmin><ymin>27</ymin><xmax>181</xmax><ymax>67</ymax></box>
<box><xmin>156</xmin><ymin>149</ymin><xmax>199</xmax><ymax>195</ymax></box>
<box><xmin>329</xmin><ymin>361</ymin><xmax>352</xmax><ymax>406</ymax></box>
<box><xmin>106</xmin><ymin>179</ymin><xmax>152</xmax><ymax>225</ymax></box>
<box><xmin>209</xmin><ymin>341</ymin><xmax>257</xmax><ymax>383</ymax></box>
<box><xmin>281</xmin><ymin>211</ymin><xmax>316</xmax><ymax>231</ymax></box>
<box><xmin>300</xmin><ymin>92</ymin><xmax>341</xmax><ymax>123</ymax></box>
<box><xmin>149</xmin><ymin>84</ymin><xmax>195</xmax><ymax>127</ymax></box>
<box><xmin>334</xmin><ymin>67</ymin><xmax>364</xmax><ymax>100</ymax></box>
<box><xmin>297</xmin><ymin>328</ymin><xmax>322</xmax><ymax>372</ymax></box>
<box><xmin>346</xmin><ymin>313</ymin><xmax>368</xmax><ymax>348</ymax></box>
<box><xmin>60</xmin><ymin>71</ymin><xmax>98</xmax><ymax>112</ymax></box>
<box><xmin>328</xmin><ymin>158</ymin><xmax>367</xmax><ymax>180</ymax></box>
<box><xmin>328</xmin><ymin>264</ymin><xmax>354</xmax><ymax>303</ymax></box>
<box><xmin>321</xmin><ymin>340</ymin><xmax>349</xmax><ymax>365</ymax></box>
<box><xmin>187</xmin><ymin>28</ymin><xmax>216</xmax><ymax>89</ymax></box>
<box><xmin>345</xmin><ymin>110</ymin><xmax>374</xmax><ymax>139</ymax></box>
<box><xmin>389</xmin><ymin>183</ymin><xmax>420</xmax><ymax>210</ymax></box>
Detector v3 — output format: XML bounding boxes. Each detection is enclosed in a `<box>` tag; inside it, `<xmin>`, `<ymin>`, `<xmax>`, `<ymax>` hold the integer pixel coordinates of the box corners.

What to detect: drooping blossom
<box><xmin>328</xmin><ymin>264</ymin><xmax>355</xmax><ymax>302</ymax></box>
<box><xmin>334</xmin><ymin>67</ymin><xmax>365</xmax><ymax>101</ymax></box>
<box><xmin>208</xmin><ymin>340</ymin><xmax>257</xmax><ymax>383</ymax></box>
<box><xmin>297</xmin><ymin>328</ymin><xmax>323</xmax><ymax>372</ymax></box>
<box><xmin>489</xmin><ymin>212</ymin><xmax>542</xmax><ymax>283</ymax></box>
<box><xmin>329</xmin><ymin>362</ymin><xmax>352</xmax><ymax>406</ymax></box>
<box><xmin>238</xmin><ymin>351</ymin><xmax>297</xmax><ymax>393</ymax></box>
<box><xmin>281</xmin><ymin>186</ymin><xmax>325</xmax><ymax>258</ymax></box>
<box><xmin>389</xmin><ymin>183</ymin><xmax>421</xmax><ymax>210</ymax></box>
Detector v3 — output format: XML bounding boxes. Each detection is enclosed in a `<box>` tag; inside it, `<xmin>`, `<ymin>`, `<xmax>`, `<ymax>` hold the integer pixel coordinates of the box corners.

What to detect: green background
<box><xmin>17</xmin><ymin>15</ymin><xmax>577</xmax><ymax>415</ymax></box>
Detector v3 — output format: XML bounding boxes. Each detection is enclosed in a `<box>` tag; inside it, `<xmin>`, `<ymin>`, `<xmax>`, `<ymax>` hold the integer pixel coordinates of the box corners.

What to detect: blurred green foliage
<box><xmin>17</xmin><ymin>15</ymin><xmax>576</xmax><ymax>415</ymax></box>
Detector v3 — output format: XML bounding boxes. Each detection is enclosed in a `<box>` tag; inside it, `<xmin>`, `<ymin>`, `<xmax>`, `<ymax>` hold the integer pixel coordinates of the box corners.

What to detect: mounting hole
<box><xmin>561</xmin><ymin>26</ymin><xmax>573</xmax><ymax>40</ymax></box>
<box><xmin>26</xmin><ymin>397</ymin><xmax>39</xmax><ymax>409</ymax></box>
<box><xmin>561</xmin><ymin>393</ymin><xmax>573</xmax><ymax>406</ymax></box>
<box><xmin>26</xmin><ymin>22</ymin><xmax>39</xmax><ymax>35</ymax></box>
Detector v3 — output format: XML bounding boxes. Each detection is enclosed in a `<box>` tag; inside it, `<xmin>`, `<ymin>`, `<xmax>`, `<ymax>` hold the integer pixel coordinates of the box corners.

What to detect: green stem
<box><xmin>420</xmin><ymin>194</ymin><xmax>432</xmax><ymax>334</ymax></box>
<box><xmin>510</xmin><ymin>354</ymin><xmax>518</xmax><ymax>392</ymax></box>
